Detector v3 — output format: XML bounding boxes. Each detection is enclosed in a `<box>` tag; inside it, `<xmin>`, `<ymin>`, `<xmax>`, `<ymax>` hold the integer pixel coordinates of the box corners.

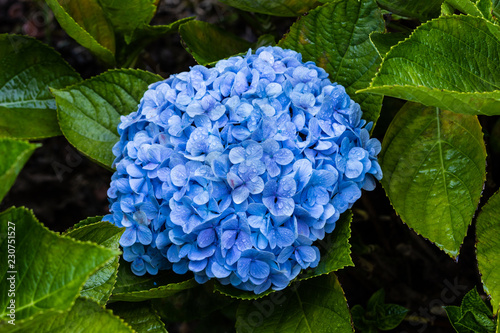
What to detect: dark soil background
<box><xmin>2</xmin><ymin>1</ymin><xmax>500</xmax><ymax>332</ymax></box>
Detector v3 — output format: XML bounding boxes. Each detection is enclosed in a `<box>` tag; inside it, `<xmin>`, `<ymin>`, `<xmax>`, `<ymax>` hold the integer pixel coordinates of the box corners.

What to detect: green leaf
<box><xmin>45</xmin><ymin>0</ymin><xmax>116</xmax><ymax>66</ymax></box>
<box><xmin>52</xmin><ymin>69</ymin><xmax>161</xmax><ymax>168</ymax></box>
<box><xmin>494</xmin><ymin>0</ymin><xmax>500</xmax><ymax>17</ymax></box>
<box><xmin>0</xmin><ymin>34</ymin><xmax>81</xmax><ymax>139</ymax></box>
<box><xmin>444</xmin><ymin>0</ymin><xmax>485</xmax><ymax>17</ymax></box>
<box><xmin>458</xmin><ymin>310</ymin><xmax>495</xmax><ymax>333</ymax></box>
<box><xmin>461</xmin><ymin>288</ymin><xmax>493</xmax><ymax>317</ymax></box>
<box><xmin>214</xmin><ymin>282</ymin><xmax>275</xmax><ymax>300</ymax></box>
<box><xmin>376</xmin><ymin>0</ymin><xmax>444</xmax><ymax>20</ymax></box>
<box><xmin>180</xmin><ymin>20</ymin><xmax>252</xmax><ymax>66</ymax></box>
<box><xmin>375</xmin><ymin>304</ymin><xmax>409</xmax><ymax>330</ymax></box>
<box><xmin>379</xmin><ymin>103</ymin><xmax>486</xmax><ymax>257</ymax></box>
<box><xmin>367</xmin><ymin>289</ymin><xmax>385</xmax><ymax>311</ymax></box>
<box><xmin>477</xmin><ymin>0</ymin><xmax>495</xmax><ymax>20</ymax></box>
<box><xmin>0</xmin><ymin>139</ymin><xmax>39</xmax><ymax>203</ymax></box>
<box><xmin>359</xmin><ymin>15</ymin><xmax>500</xmax><ymax>116</ymax></box>
<box><xmin>110</xmin><ymin>260</ymin><xmax>197</xmax><ymax>302</ymax></box>
<box><xmin>98</xmin><ymin>0</ymin><xmax>157</xmax><ymax>39</ymax></box>
<box><xmin>67</xmin><ymin>216</ymin><xmax>104</xmax><ymax>232</ymax></box>
<box><xmin>279</xmin><ymin>0</ymin><xmax>385</xmax><ymax>124</ymax></box>
<box><xmin>235</xmin><ymin>273</ymin><xmax>353</xmax><ymax>333</ymax></box>
<box><xmin>445</xmin><ymin>305</ymin><xmax>471</xmax><ymax>333</ymax></box>
<box><xmin>218</xmin><ymin>0</ymin><xmax>319</xmax><ymax>17</ymax></box>
<box><xmin>446</xmin><ymin>289</ymin><xmax>496</xmax><ymax>333</ymax></box>
<box><xmin>117</xmin><ymin>17</ymin><xmax>195</xmax><ymax>68</ymax></box>
<box><xmin>351</xmin><ymin>304</ymin><xmax>370</xmax><ymax>331</ymax></box>
<box><xmin>476</xmin><ymin>191</ymin><xmax>500</xmax><ymax>313</ymax></box>
<box><xmin>442</xmin><ymin>2</ymin><xmax>456</xmax><ymax>15</ymax></box>
<box><xmin>110</xmin><ymin>301</ymin><xmax>167</xmax><ymax>333</ymax></box>
<box><xmin>0</xmin><ymin>207</ymin><xmax>118</xmax><ymax>322</ymax></box>
<box><xmin>66</xmin><ymin>222</ymin><xmax>124</xmax><ymax>305</ymax></box>
<box><xmin>0</xmin><ymin>298</ymin><xmax>133</xmax><ymax>333</ymax></box>
<box><xmin>369</xmin><ymin>32</ymin><xmax>409</xmax><ymax>57</ymax></box>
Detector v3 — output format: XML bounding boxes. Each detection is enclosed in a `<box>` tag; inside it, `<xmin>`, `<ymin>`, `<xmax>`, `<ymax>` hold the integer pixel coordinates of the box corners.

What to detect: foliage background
<box><xmin>1</xmin><ymin>0</ymin><xmax>500</xmax><ymax>332</ymax></box>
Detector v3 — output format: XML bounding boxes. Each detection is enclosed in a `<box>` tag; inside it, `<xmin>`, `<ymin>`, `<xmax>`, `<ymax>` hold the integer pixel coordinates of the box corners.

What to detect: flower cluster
<box><xmin>105</xmin><ymin>46</ymin><xmax>382</xmax><ymax>294</ymax></box>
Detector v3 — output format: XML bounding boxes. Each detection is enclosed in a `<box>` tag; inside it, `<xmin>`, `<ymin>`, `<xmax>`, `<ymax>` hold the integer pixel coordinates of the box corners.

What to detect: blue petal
<box><xmin>250</xmin><ymin>261</ymin><xmax>270</xmax><ymax>279</ymax></box>
<box><xmin>221</xmin><ymin>230</ymin><xmax>237</xmax><ymax>249</ymax></box>
<box><xmin>274</xmin><ymin>148</ymin><xmax>294</xmax><ymax>165</ymax></box>
<box><xmin>277</xmin><ymin>176</ymin><xmax>297</xmax><ymax>198</ymax></box>
<box><xmin>188</xmin><ymin>245</ymin><xmax>215</xmax><ymax>261</ymax></box>
<box><xmin>170</xmin><ymin>164</ymin><xmax>188</xmax><ymax>187</ymax></box>
<box><xmin>131</xmin><ymin>258</ymin><xmax>147</xmax><ymax>276</ymax></box>
<box><xmin>123</xmin><ymin>246</ymin><xmax>138</xmax><ymax>262</ymax></box>
<box><xmin>277</xmin><ymin>246</ymin><xmax>294</xmax><ymax>263</ymax></box>
<box><xmin>137</xmin><ymin>225</ymin><xmax>153</xmax><ymax>245</ymax></box>
<box><xmin>211</xmin><ymin>262</ymin><xmax>231</xmax><ymax>278</ymax></box>
<box><xmin>197</xmin><ymin>228</ymin><xmax>216</xmax><ymax>248</ymax></box>
<box><xmin>229</xmin><ymin>147</ymin><xmax>246</xmax><ymax>164</ymax></box>
<box><xmin>189</xmin><ymin>259</ymin><xmax>208</xmax><ymax>272</ymax></box>
<box><xmin>297</xmin><ymin>246</ymin><xmax>317</xmax><ymax>263</ymax></box>
<box><xmin>120</xmin><ymin>228</ymin><xmax>137</xmax><ymax>247</ymax></box>
<box><xmin>266</xmin><ymin>160</ymin><xmax>281</xmax><ymax>178</ymax></box>
<box><xmin>126</xmin><ymin>164</ymin><xmax>144</xmax><ymax>178</ymax></box>
<box><xmin>245</xmin><ymin>177</ymin><xmax>264</xmax><ymax>195</ymax></box>
<box><xmin>232</xmin><ymin>185</ymin><xmax>250</xmax><ymax>205</ymax></box>
<box><xmin>227</xmin><ymin>172</ymin><xmax>243</xmax><ymax>189</ymax></box>
<box><xmin>237</xmin><ymin>257</ymin><xmax>251</xmax><ymax>280</ymax></box>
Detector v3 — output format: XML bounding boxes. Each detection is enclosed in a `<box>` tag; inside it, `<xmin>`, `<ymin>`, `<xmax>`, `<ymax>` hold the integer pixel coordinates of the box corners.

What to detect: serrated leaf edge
<box><xmin>0</xmin><ymin>207</ymin><xmax>120</xmax><ymax>324</ymax></box>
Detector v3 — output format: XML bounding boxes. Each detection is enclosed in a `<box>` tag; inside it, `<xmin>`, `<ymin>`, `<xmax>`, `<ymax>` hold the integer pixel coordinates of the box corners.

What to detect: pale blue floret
<box><xmin>105</xmin><ymin>46</ymin><xmax>382</xmax><ymax>294</ymax></box>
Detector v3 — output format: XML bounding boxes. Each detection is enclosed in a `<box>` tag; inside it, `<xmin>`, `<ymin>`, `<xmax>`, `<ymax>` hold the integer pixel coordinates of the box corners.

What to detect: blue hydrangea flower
<box><xmin>105</xmin><ymin>46</ymin><xmax>382</xmax><ymax>294</ymax></box>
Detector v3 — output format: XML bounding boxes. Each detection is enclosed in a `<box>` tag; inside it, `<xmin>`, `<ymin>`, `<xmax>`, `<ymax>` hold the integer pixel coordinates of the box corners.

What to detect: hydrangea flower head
<box><xmin>105</xmin><ymin>46</ymin><xmax>382</xmax><ymax>294</ymax></box>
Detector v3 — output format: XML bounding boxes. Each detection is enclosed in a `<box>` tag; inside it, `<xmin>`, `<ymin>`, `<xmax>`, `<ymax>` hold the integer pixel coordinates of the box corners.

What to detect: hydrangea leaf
<box><xmin>98</xmin><ymin>0</ymin><xmax>157</xmax><ymax>39</ymax></box>
<box><xmin>441</xmin><ymin>2</ymin><xmax>456</xmax><ymax>15</ymax></box>
<box><xmin>494</xmin><ymin>0</ymin><xmax>500</xmax><ymax>18</ymax></box>
<box><xmin>380</xmin><ymin>103</ymin><xmax>486</xmax><ymax>257</ymax></box>
<box><xmin>369</xmin><ymin>31</ymin><xmax>409</xmax><ymax>57</ymax></box>
<box><xmin>445</xmin><ymin>288</ymin><xmax>496</xmax><ymax>333</ymax></box>
<box><xmin>66</xmin><ymin>216</ymin><xmax>104</xmax><ymax>232</ymax></box>
<box><xmin>45</xmin><ymin>0</ymin><xmax>116</xmax><ymax>66</ymax></box>
<box><xmin>110</xmin><ymin>260</ymin><xmax>197</xmax><ymax>302</ymax></box>
<box><xmin>179</xmin><ymin>20</ymin><xmax>252</xmax><ymax>66</ymax></box>
<box><xmin>117</xmin><ymin>17</ymin><xmax>195</xmax><ymax>67</ymax></box>
<box><xmin>445</xmin><ymin>0</ymin><xmax>498</xmax><ymax>23</ymax></box>
<box><xmin>376</xmin><ymin>0</ymin><xmax>443</xmax><ymax>20</ymax></box>
<box><xmin>218</xmin><ymin>0</ymin><xmax>319</xmax><ymax>17</ymax></box>
<box><xmin>375</xmin><ymin>304</ymin><xmax>409</xmax><ymax>330</ymax></box>
<box><xmin>0</xmin><ymin>139</ymin><xmax>39</xmax><ymax>203</ymax></box>
<box><xmin>0</xmin><ymin>34</ymin><xmax>81</xmax><ymax>139</ymax></box>
<box><xmin>66</xmin><ymin>222</ymin><xmax>125</xmax><ymax>305</ymax></box>
<box><xmin>235</xmin><ymin>273</ymin><xmax>353</xmax><ymax>333</ymax></box>
<box><xmin>359</xmin><ymin>15</ymin><xmax>500</xmax><ymax>116</ymax></box>
<box><xmin>0</xmin><ymin>298</ymin><xmax>133</xmax><ymax>333</ymax></box>
<box><xmin>52</xmin><ymin>69</ymin><xmax>162</xmax><ymax>169</ymax></box>
<box><xmin>476</xmin><ymin>0</ymin><xmax>495</xmax><ymax>20</ymax></box>
<box><xmin>214</xmin><ymin>282</ymin><xmax>275</xmax><ymax>300</ymax></box>
<box><xmin>476</xmin><ymin>191</ymin><xmax>500</xmax><ymax>313</ymax></box>
<box><xmin>444</xmin><ymin>0</ymin><xmax>485</xmax><ymax>17</ymax></box>
<box><xmin>0</xmin><ymin>207</ymin><xmax>118</xmax><ymax>322</ymax></box>
<box><xmin>110</xmin><ymin>301</ymin><xmax>167</xmax><ymax>333</ymax></box>
<box><xmin>279</xmin><ymin>0</ymin><xmax>385</xmax><ymax>124</ymax></box>
<box><xmin>445</xmin><ymin>306</ymin><xmax>470</xmax><ymax>333</ymax></box>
